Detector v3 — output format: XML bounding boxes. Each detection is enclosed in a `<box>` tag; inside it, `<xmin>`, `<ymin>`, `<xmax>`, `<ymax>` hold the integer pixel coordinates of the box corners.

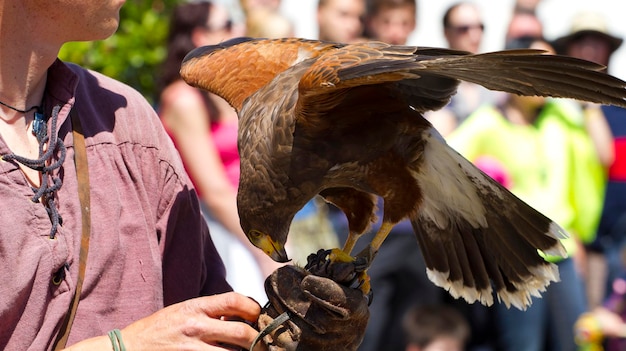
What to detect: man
<box><xmin>317</xmin><ymin>0</ymin><xmax>366</xmax><ymax>43</ymax></box>
<box><xmin>0</xmin><ymin>1</ymin><xmax>264</xmax><ymax>350</ymax></box>
<box><xmin>426</xmin><ymin>2</ymin><xmax>496</xmax><ymax>136</ymax></box>
<box><xmin>442</xmin><ymin>2</ymin><xmax>484</xmax><ymax>54</ymax></box>
<box><xmin>555</xmin><ymin>11</ymin><xmax>626</xmax><ymax>310</ymax></box>
<box><xmin>448</xmin><ymin>36</ymin><xmax>597</xmax><ymax>351</ymax></box>
<box><xmin>505</xmin><ymin>10</ymin><xmax>544</xmax><ymax>44</ymax></box>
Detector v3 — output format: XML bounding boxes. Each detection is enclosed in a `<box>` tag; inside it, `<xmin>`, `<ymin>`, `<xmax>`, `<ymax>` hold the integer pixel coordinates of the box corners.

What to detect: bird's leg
<box><xmin>353</xmin><ymin>221</ymin><xmax>395</xmax><ymax>294</ymax></box>
<box><xmin>342</xmin><ymin>230</ymin><xmax>361</xmax><ymax>255</ymax></box>
<box><xmin>370</xmin><ymin>221</ymin><xmax>395</xmax><ymax>254</ymax></box>
<box><xmin>319</xmin><ymin>187</ymin><xmax>377</xmax><ymax>256</ymax></box>
<box><xmin>325</xmin><ymin>221</ymin><xmax>395</xmax><ymax>295</ymax></box>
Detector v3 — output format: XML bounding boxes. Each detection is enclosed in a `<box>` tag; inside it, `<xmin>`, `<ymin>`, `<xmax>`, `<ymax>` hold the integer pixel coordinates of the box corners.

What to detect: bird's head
<box><xmin>237</xmin><ymin>172</ymin><xmax>314</xmax><ymax>264</ymax></box>
<box><xmin>240</xmin><ymin>210</ymin><xmax>292</xmax><ymax>263</ymax></box>
<box><xmin>246</xmin><ymin>229</ymin><xmax>289</xmax><ymax>263</ymax></box>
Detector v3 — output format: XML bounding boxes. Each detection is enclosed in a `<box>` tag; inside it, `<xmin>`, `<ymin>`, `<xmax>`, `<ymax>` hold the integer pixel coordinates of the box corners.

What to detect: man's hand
<box><xmin>257</xmin><ymin>264</ymin><xmax>370</xmax><ymax>351</ymax></box>
<box><xmin>122</xmin><ymin>292</ymin><xmax>266</xmax><ymax>351</ymax></box>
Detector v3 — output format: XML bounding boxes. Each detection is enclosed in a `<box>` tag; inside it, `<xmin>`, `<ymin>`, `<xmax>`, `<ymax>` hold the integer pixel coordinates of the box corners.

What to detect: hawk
<box><xmin>180</xmin><ymin>37</ymin><xmax>626</xmax><ymax>309</ymax></box>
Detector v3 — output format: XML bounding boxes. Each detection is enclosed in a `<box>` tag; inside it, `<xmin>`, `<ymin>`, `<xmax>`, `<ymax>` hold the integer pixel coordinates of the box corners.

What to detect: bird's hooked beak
<box><xmin>248</xmin><ymin>230</ymin><xmax>290</xmax><ymax>263</ymax></box>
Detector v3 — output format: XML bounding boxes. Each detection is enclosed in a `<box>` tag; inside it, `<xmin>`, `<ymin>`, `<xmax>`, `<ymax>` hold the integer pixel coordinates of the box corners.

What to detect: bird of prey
<box><xmin>180</xmin><ymin>37</ymin><xmax>626</xmax><ymax>310</ymax></box>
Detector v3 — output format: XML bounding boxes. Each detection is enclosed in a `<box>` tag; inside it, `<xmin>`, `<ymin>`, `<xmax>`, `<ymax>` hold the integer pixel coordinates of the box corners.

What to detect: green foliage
<box><xmin>59</xmin><ymin>0</ymin><xmax>180</xmax><ymax>105</ymax></box>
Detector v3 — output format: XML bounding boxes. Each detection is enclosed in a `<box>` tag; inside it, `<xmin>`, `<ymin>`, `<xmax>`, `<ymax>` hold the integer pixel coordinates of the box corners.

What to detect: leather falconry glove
<box><xmin>253</xmin><ymin>250</ymin><xmax>370</xmax><ymax>351</ymax></box>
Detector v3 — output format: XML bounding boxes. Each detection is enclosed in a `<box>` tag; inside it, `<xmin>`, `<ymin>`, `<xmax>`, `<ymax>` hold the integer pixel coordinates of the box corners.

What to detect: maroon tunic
<box><xmin>0</xmin><ymin>60</ymin><xmax>230</xmax><ymax>350</ymax></box>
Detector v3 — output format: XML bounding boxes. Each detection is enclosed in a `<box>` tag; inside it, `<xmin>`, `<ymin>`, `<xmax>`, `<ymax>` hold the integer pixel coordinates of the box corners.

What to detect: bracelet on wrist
<box><xmin>107</xmin><ymin>329</ymin><xmax>126</xmax><ymax>351</ymax></box>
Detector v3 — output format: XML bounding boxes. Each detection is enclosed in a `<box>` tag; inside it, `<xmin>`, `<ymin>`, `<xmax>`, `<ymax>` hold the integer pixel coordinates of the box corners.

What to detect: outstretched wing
<box><xmin>294</xmin><ymin>42</ymin><xmax>626</xmax><ymax>122</ymax></box>
<box><xmin>417</xmin><ymin>49</ymin><xmax>626</xmax><ymax>107</ymax></box>
<box><xmin>296</xmin><ymin>42</ymin><xmax>464</xmax><ymax>117</ymax></box>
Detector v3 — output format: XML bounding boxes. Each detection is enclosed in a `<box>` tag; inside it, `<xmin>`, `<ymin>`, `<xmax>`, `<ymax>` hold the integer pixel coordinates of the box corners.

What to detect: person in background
<box><xmin>317</xmin><ymin>0</ymin><xmax>366</xmax><ymax>43</ymax></box>
<box><xmin>575</xmin><ymin>247</ymin><xmax>626</xmax><ymax>351</ymax></box>
<box><xmin>505</xmin><ymin>12</ymin><xmax>612</xmax><ymax>312</ymax></box>
<box><xmin>554</xmin><ymin>11</ymin><xmax>625</xmax><ymax>310</ymax></box>
<box><xmin>505</xmin><ymin>8</ymin><xmax>543</xmax><ymax>44</ymax></box>
<box><xmin>425</xmin><ymin>2</ymin><xmax>497</xmax><ymax>136</ymax></box>
<box><xmin>0</xmin><ymin>0</ymin><xmax>265</xmax><ymax>349</ymax></box>
<box><xmin>402</xmin><ymin>305</ymin><xmax>470</xmax><ymax>351</ymax></box>
<box><xmin>364</xmin><ymin>0</ymin><xmax>416</xmax><ymax>45</ymax></box>
<box><xmin>513</xmin><ymin>0</ymin><xmax>542</xmax><ymax>14</ymax></box>
<box><xmin>244</xmin><ymin>0</ymin><xmax>340</xmax><ymax>267</ymax></box>
<box><xmin>160</xmin><ymin>1</ymin><xmax>337</xmax><ymax>283</ymax></box>
<box><xmin>426</xmin><ymin>4</ymin><xmax>502</xmax><ymax>350</ymax></box>
<box><xmin>240</xmin><ymin>0</ymin><xmax>281</xmax><ymax>13</ymax></box>
<box><xmin>448</xmin><ymin>37</ymin><xmax>600</xmax><ymax>351</ymax></box>
<box><xmin>245</xmin><ymin>7</ymin><xmax>294</xmax><ymax>38</ymax></box>
<box><xmin>334</xmin><ymin>2</ymin><xmax>446</xmax><ymax>350</ymax></box>
<box><xmin>157</xmin><ymin>1</ymin><xmax>280</xmax><ymax>304</ymax></box>
<box><xmin>240</xmin><ymin>0</ymin><xmax>293</xmax><ymax>39</ymax></box>
<box><xmin>442</xmin><ymin>1</ymin><xmax>483</xmax><ymax>53</ymax></box>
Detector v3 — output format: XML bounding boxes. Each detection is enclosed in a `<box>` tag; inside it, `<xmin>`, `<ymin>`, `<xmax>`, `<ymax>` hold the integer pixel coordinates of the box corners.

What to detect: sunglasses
<box><xmin>446</xmin><ymin>23</ymin><xmax>485</xmax><ymax>34</ymax></box>
<box><xmin>205</xmin><ymin>19</ymin><xmax>233</xmax><ymax>33</ymax></box>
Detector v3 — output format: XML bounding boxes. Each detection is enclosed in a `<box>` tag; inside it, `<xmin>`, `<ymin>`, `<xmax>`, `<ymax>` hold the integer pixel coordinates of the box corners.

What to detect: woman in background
<box><xmin>157</xmin><ymin>1</ymin><xmax>278</xmax><ymax>303</ymax></box>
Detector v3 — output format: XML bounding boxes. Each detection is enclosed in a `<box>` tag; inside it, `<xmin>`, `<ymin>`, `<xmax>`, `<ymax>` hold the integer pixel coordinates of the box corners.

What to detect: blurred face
<box><xmin>506</xmin><ymin>13</ymin><xmax>543</xmax><ymax>42</ymax></box>
<box><xmin>317</xmin><ymin>0</ymin><xmax>365</xmax><ymax>43</ymax></box>
<box><xmin>422</xmin><ymin>336</ymin><xmax>464</xmax><ymax>351</ymax></box>
<box><xmin>567</xmin><ymin>33</ymin><xmax>612</xmax><ymax>66</ymax></box>
<box><xmin>368</xmin><ymin>5</ymin><xmax>416</xmax><ymax>45</ymax></box>
<box><xmin>194</xmin><ymin>3</ymin><xmax>242</xmax><ymax>47</ymax></box>
<box><xmin>444</xmin><ymin>3</ymin><xmax>483</xmax><ymax>53</ymax></box>
<box><xmin>531</xmin><ymin>39</ymin><xmax>554</xmax><ymax>54</ymax></box>
<box><xmin>512</xmin><ymin>39</ymin><xmax>552</xmax><ymax>108</ymax></box>
<box><xmin>515</xmin><ymin>0</ymin><xmax>542</xmax><ymax>11</ymax></box>
<box><xmin>243</xmin><ymin>0</ymin><xmax>281</xmax><ymax>12</ymax></box>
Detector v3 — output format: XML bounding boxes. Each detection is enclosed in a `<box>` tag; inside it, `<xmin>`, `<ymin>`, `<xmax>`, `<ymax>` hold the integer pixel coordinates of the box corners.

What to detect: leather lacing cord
<box><xmin>2</xmin><ymin>104</ymin><xmax>67</xmax><ymax>239</ymax></box>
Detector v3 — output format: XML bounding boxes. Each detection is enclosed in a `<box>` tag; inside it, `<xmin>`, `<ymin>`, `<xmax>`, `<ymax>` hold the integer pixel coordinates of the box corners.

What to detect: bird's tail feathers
<box><xmin>412</xmin><ymin>130</ymin><xmax>566</xmax><ymax>310</ymax></box>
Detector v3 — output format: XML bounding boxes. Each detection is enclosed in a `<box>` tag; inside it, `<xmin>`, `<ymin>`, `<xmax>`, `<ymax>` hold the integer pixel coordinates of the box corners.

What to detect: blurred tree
<box><xmin>59</xmin><ymin>0</ymin><xmax>179</xmax><ymax>105</ymax></box>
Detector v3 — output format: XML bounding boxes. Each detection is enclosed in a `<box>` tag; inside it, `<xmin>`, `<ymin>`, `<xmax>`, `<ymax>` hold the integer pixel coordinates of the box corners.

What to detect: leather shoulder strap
<box><xmin>52</xmin><ymin>108</ymin><xmax>92</xmax><ymax>350</ymax></box>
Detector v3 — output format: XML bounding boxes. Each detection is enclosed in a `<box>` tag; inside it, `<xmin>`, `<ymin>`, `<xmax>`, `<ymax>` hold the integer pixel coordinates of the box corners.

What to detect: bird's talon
<box><xmin>355</xmin><ymin>245</ymin><xmax>376</xmax><ymax>265</ymax></box>
<box><xmin>328</xmin><ymin>248</ymin><xmax>356</xmax><ymax>263</ymax></box>
<box><xmin>305</xmin><ymin>248</ymin><xmax>369</xmax><ymax>286</ymax></box>
<box><xmin>346</xmin><ymin>270</ymin><xmax>373</xmax><ymax>304</ymax></box>
<box><xmin>305</xmin><ymin>248</ymin><xmax>332</xmax><ymax>269</ymax></box>
<box><xmin>357</xmin><ymin>270</ymin><xmax>372</xmax><ymax>295</ymax></box>
<box><xmin>365</xmin><ymin>288</ymin><xmax>374</xmax><ymax>306</ymax></box>
<box><xmin>352</xmin><ymin>256</ymin><xmax>369</xmax><ymax>273</ymax></box>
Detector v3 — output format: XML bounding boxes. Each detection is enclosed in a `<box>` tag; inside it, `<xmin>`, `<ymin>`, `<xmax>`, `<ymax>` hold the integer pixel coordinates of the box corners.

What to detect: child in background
<box><xmin>576</xmin><ymin>247</ymin><xmax>626</xmax><ymax>351</ymax></box>
<box><xmin>402</xmin><ymin>304</ymin><xmax>470</xmax><ymax>351</ymax></box>
<box><xmin>365</xmin><ymin>0</ymin><xmax>417</xmax><ymax>45</ymax></box>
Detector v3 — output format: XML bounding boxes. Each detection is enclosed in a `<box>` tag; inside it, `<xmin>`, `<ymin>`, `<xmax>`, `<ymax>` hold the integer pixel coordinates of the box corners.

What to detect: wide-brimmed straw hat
<box><xmin>552</xmin><ymin>12</ymin><xmax>623</xmax><ymax>54</ymax></box>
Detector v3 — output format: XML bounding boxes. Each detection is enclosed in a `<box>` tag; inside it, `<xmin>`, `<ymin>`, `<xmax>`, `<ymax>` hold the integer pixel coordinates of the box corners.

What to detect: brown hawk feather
<box><xmin>181</xmin><ymin>37</ymin><xmax>626</xmax><ymax>310</ymax></box>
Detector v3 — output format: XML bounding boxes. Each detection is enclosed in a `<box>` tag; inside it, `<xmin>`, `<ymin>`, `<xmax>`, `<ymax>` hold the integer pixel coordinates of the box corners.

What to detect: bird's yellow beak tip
<box><xmin>252</xmin><ymin>232</ymin><xmax>290</xmax><ymax>263</ymax></box>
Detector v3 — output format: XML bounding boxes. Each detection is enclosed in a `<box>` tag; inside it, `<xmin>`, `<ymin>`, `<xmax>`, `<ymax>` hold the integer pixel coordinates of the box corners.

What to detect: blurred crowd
<box><xmin>155</xmin><ymin>0</ymin><xmax>626</xmax><ymax>350</ymax></box>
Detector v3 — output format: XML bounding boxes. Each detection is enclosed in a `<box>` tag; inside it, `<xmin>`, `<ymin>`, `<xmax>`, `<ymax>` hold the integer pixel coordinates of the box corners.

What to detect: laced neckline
<box><xmin>2</xmin><ymin>104</ymin><xmax>67</xmax><ymax>239</ymax></box>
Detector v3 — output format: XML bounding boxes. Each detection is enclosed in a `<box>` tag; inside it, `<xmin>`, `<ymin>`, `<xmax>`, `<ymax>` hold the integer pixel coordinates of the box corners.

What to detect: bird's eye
<box><xmin>249</xmin><ymin>230</ymin><xmax>262</xmax><ymax>239</ymax></box>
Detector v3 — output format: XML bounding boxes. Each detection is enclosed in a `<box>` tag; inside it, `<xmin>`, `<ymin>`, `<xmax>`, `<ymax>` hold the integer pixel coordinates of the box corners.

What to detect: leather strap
<box><xmin>52</xmin><ymin>108</ymin><xmax>91</xmax><ymax>350</ymax></box>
